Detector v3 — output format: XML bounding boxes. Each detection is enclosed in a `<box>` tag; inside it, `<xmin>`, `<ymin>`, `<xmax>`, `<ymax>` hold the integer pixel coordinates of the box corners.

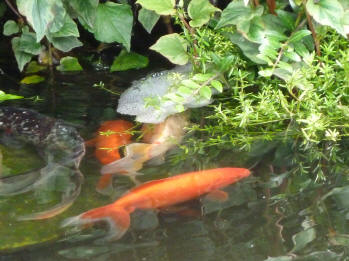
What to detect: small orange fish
<box><xmin>62</xmin><ymin>167</ymin><xmax>250</xmax><ymax>241</ymax></box>
<box><xmin>86</xmin><ymin>120</ymin><xmax>133</xmax><ymax>192</ymax></box>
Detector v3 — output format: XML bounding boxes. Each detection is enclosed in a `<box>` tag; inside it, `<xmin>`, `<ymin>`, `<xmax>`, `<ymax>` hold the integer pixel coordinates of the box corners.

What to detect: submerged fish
<box><xmin>100</xmin><ymin>113</ymin><xmax>188</xmax><ymax>177</ymax></box>
<box><xmin>86</xmin><ymin>120</ymin><xmax>133</xmax><ymax>193</ymax></box>
<box><xmin>62</xmin><ymin>167</ymin><xmax>251</xmax><ymax>241</ymax></box>
<box><xmin>0</xmin><ymin>107</ymin><xmax>85</xmax><ymax>220</ymax></box>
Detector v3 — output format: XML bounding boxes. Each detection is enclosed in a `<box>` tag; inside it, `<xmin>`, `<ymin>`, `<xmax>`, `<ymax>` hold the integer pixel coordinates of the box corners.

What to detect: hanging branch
<box><xmin>305</xmin><ymin>10</ymin><xmax>321</xmax><ymax>56</ymax></box>
<box><xmin>4</xmin><ymin>0</ymin><xmax>22</xmax><ymax>19</ymax></box>
<box><xmin>266</xmin><ymin>0</ymin><xmax>277</xmax><ymax>15</ymax></box>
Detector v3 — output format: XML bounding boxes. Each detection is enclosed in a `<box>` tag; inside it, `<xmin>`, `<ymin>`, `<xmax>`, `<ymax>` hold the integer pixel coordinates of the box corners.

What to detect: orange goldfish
<box><xmin>86</xmin><ymin>120</ymin><xmax>133</xmax><ymax>192</ymax></box>
<box><xmin>62</xmin><ymin>167</ymin><xmax>251</xmax><ymax>241</ymax></box>
<box><xmin>100</xmin><ymin>113</ymin><xmax>188</xmax><ymax>177</ymax></box>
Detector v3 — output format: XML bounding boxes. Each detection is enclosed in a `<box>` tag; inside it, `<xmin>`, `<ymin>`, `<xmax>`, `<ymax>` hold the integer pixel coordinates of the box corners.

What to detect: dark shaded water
<box><xmin>1</xmin><ymin>66</ymin><xmax>349</xmax><ymax>261</ymax></box>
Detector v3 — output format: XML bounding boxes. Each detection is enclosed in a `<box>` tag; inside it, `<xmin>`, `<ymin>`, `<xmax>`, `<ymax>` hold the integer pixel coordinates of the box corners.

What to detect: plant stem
<box><xmin>4</xmin><ymin>0</ymin><xmax>22</xmax><ymax>18</ymax></box>
<box><xmin>305</xmin><ymin>12</ymin><xmax>321</xmax><ymax>56</ymax></box>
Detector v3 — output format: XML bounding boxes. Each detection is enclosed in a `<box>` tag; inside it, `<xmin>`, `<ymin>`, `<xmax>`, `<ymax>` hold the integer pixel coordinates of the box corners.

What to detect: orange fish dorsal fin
<box><xmin>204</xmin><ymin>190</ymin><xmax>229</xmax><ymax>202</ymax></box>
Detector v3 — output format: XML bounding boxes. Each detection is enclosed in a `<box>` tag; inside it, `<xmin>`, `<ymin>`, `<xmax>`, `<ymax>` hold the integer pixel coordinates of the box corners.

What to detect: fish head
<box><xmin>44</xmin><ymin>121</ymin><xmax>85</xmax><ymax>166</ymax></box>
<box><xmin>217</xmin><ymin>168</ymin><xmax>251</xmax><ymax>185</ymax></box>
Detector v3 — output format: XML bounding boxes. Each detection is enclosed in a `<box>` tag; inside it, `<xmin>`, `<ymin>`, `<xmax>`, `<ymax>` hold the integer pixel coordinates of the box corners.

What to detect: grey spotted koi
<box><xmin>0</xmin><ymin>107</ymin><xmax>85</xmax><ymax>220</ymax></box>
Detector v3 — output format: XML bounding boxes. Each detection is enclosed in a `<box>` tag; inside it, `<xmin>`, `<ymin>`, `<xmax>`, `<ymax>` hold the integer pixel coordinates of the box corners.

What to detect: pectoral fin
<box><xmin>205</xmin><ymin>190</ymin><xmax>229</xmax><ymax>202</ymax></box>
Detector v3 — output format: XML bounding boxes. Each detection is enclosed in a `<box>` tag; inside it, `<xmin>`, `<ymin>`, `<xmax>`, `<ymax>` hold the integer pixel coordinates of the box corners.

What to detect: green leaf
<box><xmin>289</xmin><ymin>30</ymin><xmax>311</xmax><ymax>43</ymax></box>
<box><xmin>306</xmin><ymin>0</ymin><xmax>346</xmax><ymax>36</ymax></box>
<box><xmin>192</xmin><ymin>73</ymin><xmax>214</xmax><ymax>82</ymax></box>
<box><xmin>3</xmin><ymin>20</ymin><xmax>19</xmax><ymax>36</ymax></box>
<box><xmin>237</xmin><ymin>16</ymin><xmax>266</xmax><ymax>43</ymax></box>
<box><xmin>138</xmin><ymin>8</ymin><xmax>160</xmax><ymax>33</ymax></box>
<box><xmin>210</xmin><ymin>80</ymin><xmax>223</xmax><ymax>92</ymax></box>
<box><xmin>93</xmin><ymin>2</ymin><xmax>133</xmax><ymax>51</ymax></box>
<box><xmin>199</xmin><ymin>86</ymin><xmax>212</xmax><ymax>100</ymax></box>
<box><xmin>46</xmin><ymin>35</ymin><xmax>82</xmax><ymax>52</ymax></box>
<box><xmin>225</xmin><ymin>32</ymin><xmax>266</xmax><ymax>64</ymax></box>
<box><xmin>216</xmin><ymin>1</ymin><xmax>263</xmax><ymax>29</ymax></box>
<box><xmin>136</xmin><ymin>0</ymin><xmax>175</xmax><ymax>15</ymax></box>
<box><xmin>110</xmin><ymin>50</ymin><xmax>149</xmax><ymax>72</ymax></box>
<box><xmin>291</xmin><ymin>227</ymin><xmax>316</xmax><ymax>253</ymax></box>
<box><xmin>17</xmin><ymin>0</ymin><xmax>66</xmax><ymax>41</ymax></box>
<box><xmin>56</xmin><ymin>56</ymin><xmax>83</xmax><ymax>71</ymax></box>
<box><xmin>0</xmin><ymin>91</ymin><xmax>23</xmax><ymax>102</ymax></box>
<box><xmin>292</xmin><ymin>41</ymin><xmax>309</xmax><ymax>57</ymax></box>
<box><xmin>150</xmin><ymin>33</ymin><xmax>189</xmax><ymax>65</ymax></box>
<box><xmin>64</xmin><ymin>0</ymin><xmax>98</xmax><ymax>30</ymax></box>
<box><xmin>48</xmin><ymin>15</ymin><xmax>80</xmax><ymax>38</ymax></box>
<box><xmin>182</xmin><ymin>79</ymin><xmax>201</xmax><ymax>89</ymax></box>
<box><xmin>188</xmin><ymin>0</ymin><xmax>220</xmax><ymax>27</ymax></box>
<box><xmin>20</xmin><ymin>75</ymin><xmax>45</xmax><ymax>84</ymax></box>
<box><xmin>276</xmin><ymin>10</ymin><xmax>296</xmax><ymax>30</ymax></box>
<box><xmin>11</xmin><ymin>37</ymin><xmax>34</xmax><ymax>71</ymax></box>
<box><xmin>18</xmin><ymin>32</ymin><xmax>42</xmax><ymax>55</ymax></box>
<box><xmin>25</xmin><ymin>61</ymin><xmax>46</xmax><ymax>74</ymax></box>
<box><xmin>178</xmin><ymin>86</ymin><xmax>193</xmax><ymax>95</ymax></box>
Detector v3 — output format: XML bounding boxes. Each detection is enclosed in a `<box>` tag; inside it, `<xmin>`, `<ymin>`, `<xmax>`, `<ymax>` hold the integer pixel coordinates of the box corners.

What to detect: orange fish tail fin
<box><xmin>62</xmin><ymin>204</ymin><xmax>130</xmax><ymax>242</ymax></box>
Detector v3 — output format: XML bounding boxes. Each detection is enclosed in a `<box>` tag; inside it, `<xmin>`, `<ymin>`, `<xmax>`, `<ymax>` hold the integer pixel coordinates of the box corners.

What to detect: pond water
<box><xmin>1</xmin><ymin>63</ymin><xmax>349</xmax><ymax>261</ymax></box>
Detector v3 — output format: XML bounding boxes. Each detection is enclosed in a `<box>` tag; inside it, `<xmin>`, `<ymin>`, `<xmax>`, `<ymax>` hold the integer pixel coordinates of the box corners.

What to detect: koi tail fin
<box><xmin>100</xmin><ymin>143</ymin><xmax>153</xmax><ymax>175</ymax></box>
<box><xmin>61</xmin><ymin>204</ymin><xmax>130</xmax><ymax>242</ymax></box>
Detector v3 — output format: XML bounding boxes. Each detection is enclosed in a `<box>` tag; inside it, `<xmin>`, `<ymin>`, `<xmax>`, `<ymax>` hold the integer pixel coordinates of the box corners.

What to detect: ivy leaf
<box><xmin>199</xmin><ymin>86</ymin><xmax>212</xmax><ymax>100</ymax></box>
<box><xmin>17</xmin><ymin>32</ymin><xmax>42</xmax><ymax>55</ymax></box>
<box><xmin>276</xmin><ymin>10</ymin><xmax>296</xmax><ymax>30</ymax></box>
<box><xmin>11</xmin><ymin>37</ymin><xmax>33</xmax><ymax>71</ymax></box>
<box><xmin>225</xmin><ymin>32</ymin><xmax>266</xmax><ymax>64</ymax></box>
<box><xmin>93</xmin><ymin>2</ymin><xmax>133</xmax><ymax>51</ymax></box>
<box><xmin>188</xmin><ymin>0</ymin><xmax>220</xmax><ymax>28</ymax></box>
<box><xmin>291</xmin><ymin>227</ymin><xmax>316</xmax><ymax>253</ymax></box>
<box><xmin>150</xmin><ymin>33</ymin><xmax>189</xmax><ymax>65</ymax></box>
<box><xmin>136</xmin><ymin>0</ymin><xmax>175</xmax><ymax>15</ymax></box>
<box><xmin>216</xmin><ymin>1</ymin><xmax>263</xmax><ymax>29</ymax></box>
<box><xmin>110</xmin><ymin>50</ymin><xmax>149</xmax><ymax>72</ymax></box>
<box><xmin>56</xmin><ymin>56</ymin><xmax>83</xmax><ymax>71</ymax></box>
<box><xmin>48</xmin><ymin>15</ymin><xmax>80</xmax><ymax>38</ymax></box>
<box><xmin>20</xmin><ymin>75</ymin><xmax>45</xmax><ymax>84</ymax></box>
<box><xmin>306</xmin><ymin>0</ymin><xmax>346</xmax><ymax>37</ymax></box>
<box><xmin>46</xmin><ymin>35</ymin><xmax>82</xmax><ymax>52</ymax></box>
<box><xmin>17</xmin><ymin>0</ymin><xmax>66</xmax><ymax>41</ymax></box>
<box><xmin>138</xmin><ymin>8</ymin><xmax>160</xmax><ymax>34</ymax></box>
<box><xmin>3</xmin><ymin>20</ymin><xmax>19</xmax><ymax>36</ymax></box>
<box><xmin>64</xmin><ymin>0</ymin><xmax>98</xmax><ymax>30</ymax></box>
<box><xmin>0</xmin><ymin>91</ymin><xmax>23</xmax><ymax>102</ymax></box>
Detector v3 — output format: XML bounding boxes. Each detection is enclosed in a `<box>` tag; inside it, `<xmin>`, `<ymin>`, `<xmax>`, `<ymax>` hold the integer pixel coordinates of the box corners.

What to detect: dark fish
<box><xmin>0</xmin><ymin>107</ymin><xmax>85</xmax><ymax>220</ymax></box>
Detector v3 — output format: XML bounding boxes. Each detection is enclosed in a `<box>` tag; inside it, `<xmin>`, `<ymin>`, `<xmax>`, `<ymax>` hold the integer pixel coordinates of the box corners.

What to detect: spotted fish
<box><xmin>0</xmin><ymin>106</ymin><xmax>85</xmax><ymax>220</ymax></box>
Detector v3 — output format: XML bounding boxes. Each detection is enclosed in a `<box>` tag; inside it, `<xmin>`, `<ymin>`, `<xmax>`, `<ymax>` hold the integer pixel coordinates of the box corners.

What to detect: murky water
<box><xmin>1</xmin><ymin>66</ymin><xmax>349</xmax><ymax>261</ymax></box>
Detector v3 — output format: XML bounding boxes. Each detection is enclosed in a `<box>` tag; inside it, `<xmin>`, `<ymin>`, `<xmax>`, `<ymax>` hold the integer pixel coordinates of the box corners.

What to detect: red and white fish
<box><xmin>62</xmin><ymin>167</ymin><xmax>251</xmax><ymax>241</ymax></box>
<box><xmin>100</xmin><ymin>113</ymin><xmax>188</xmax><ymax>178</ymax></box>
<box><xmin>85</xmin><ymin>120</ymin><xmax>133</xmax><ymax>193</ymax></box>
